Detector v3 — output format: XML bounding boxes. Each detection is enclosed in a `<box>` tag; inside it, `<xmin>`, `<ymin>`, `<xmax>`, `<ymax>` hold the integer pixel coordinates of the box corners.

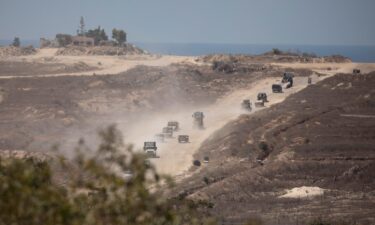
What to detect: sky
<box><xmin>0</xmin><ymin>0</ymin><xmax>375</xmax><ymax>45</ymax></box>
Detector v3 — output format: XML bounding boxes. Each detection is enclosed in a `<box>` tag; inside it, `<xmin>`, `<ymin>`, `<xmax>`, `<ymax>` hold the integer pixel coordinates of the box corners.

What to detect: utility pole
<box><xmin>78</xmin><ymin>16</ymin><xmax>86</xmax><ymax>36</ymax></box>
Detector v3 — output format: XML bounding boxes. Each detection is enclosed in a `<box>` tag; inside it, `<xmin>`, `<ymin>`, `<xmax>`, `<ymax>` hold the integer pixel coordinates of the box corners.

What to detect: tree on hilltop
<box><xmin>112</xmin><ymin>28</ymin><xmax>127</xmax><ymax>45</ymax></box>
<box><xmin>12</xmin><ymin>37</ymin><xmax>20</xmax><ymax>47</ymax></box>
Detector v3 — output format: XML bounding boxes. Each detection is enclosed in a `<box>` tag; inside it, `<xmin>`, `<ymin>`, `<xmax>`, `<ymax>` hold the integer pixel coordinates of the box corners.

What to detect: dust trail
<box><xmin>116</xmin><ymin>75</ymin><xmax>324</xmax><ymax>177</ymax></box>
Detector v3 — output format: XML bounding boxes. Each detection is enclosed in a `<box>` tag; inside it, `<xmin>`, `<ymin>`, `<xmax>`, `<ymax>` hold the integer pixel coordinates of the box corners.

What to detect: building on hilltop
<box><xmin>71</xmin><ymin>36</ymin><xmax>94</xmax><ymax>46</ymax></box>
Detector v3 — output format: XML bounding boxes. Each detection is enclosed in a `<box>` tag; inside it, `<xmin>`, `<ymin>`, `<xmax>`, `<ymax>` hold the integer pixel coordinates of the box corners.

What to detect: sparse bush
<box><xmin>245</xmin><ymin>217</ymin><xmax>264</xmax><ymax>225</ymax></box>
<box><xmin>272</xmin><ymin>48</ymin><xmax>282</xmax><ymax>55</ymax></box>
<box><xmin>258</xmin><ymin>141</ymin><xmax>269</xmax><ymax>151</ymax></box>
<box><xmin>0</xmin><ymin>125</ymin><xmax>214</xmax><ymax>225</ymax></box>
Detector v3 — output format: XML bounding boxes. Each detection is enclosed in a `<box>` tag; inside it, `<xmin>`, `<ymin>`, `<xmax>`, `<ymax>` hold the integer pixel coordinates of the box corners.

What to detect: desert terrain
<box><xmin>0</xmin><ymin>46</ymin><xmax>374</xmax><ymax>224</ymax></box>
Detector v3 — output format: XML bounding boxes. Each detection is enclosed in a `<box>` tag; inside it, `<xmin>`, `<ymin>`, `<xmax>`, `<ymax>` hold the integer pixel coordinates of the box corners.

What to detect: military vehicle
<box><xmin>192</xmin><ymin>111</ymin><xmax>204</xmax><ymax>129</ymax></box>
<box><xmin>254</xmin><ymin>100</ymin><xmax>265</xmax><ymax>107</ymax></box>
<box><xmin>143</xmin><ymin>142</ymin><xmax>157</xmax><ymax>158</ymax></box>
<box><xmin>162</xmin><ymin>127</ymin><xmax>173</xmax><ymax>138</ymax></box>
<box><xmin>353</xmin><ymin>69</ymin><xmax>361</xmax><ymax>74</ymax></box>
<box><xmin>167</xmin><ymin>121</ymin><xmax>179</xmax><ymax>131</ymax></box>
<box><xmin>241</xmin><ymin>99</ymin><xmax>252</xmax><ymax>111</ymax></box>
<box><xmin>272</xmin><ymin>84</ymin><xmax>283</xmax><ymax>93</ymax></box>
<box><xmin>282</xmin><ymin>72</ymin><xmax>294</xmax><ymax>83</ymax></box>
<box><xmin>178</xmin><ymin>135</ymin><xmax>189</xmax><ymax>143</ymax></box>
<box><xmin>257</xmin><ymin>93</ymin><xmax>268</xmax><ymax>102</ymax></box>
<box><xmin>203</xmin><ymin>156</ymin><xmax>210</xmax><ymax>163</ymax></box>
<box><xmin>154</xmin><ymin>133</ymin><xmax>165</xmax><ymax>142</ymax></box>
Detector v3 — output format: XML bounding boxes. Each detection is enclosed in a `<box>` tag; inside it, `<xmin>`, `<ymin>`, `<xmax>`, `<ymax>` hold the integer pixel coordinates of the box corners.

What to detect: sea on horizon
<box><xmin>1</xmin><ymin>39</ymin><xmax>375</xmax><ymax>63</ymax></box>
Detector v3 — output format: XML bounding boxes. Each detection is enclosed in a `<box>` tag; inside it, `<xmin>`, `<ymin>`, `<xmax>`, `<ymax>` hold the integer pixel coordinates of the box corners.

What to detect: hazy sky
<box><xmin>1</xmin><ymin>0</ymin><xmax>375</xmax><ymax>45</ymax></box>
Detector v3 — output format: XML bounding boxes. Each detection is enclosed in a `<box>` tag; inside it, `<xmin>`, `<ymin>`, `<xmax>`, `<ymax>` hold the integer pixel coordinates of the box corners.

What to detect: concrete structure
<box><xmin>71</xmin><ymin>36</ymin><xmax>94</xmax><ymax>46</ymax></box>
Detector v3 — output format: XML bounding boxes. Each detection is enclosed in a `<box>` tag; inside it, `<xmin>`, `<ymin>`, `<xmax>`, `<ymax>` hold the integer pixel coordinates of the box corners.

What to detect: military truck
<box><xmin>154</xmin><ymin>133</ymin><xmax>165</xmax><ymax>142</ymax></box>
<box><xmin>192</xmin><ymin>111</ymin><xmax>204</xmax><ymax>129</ymax></box>
<box><xmin>241</xmin><ymin>99</ymin><xmax>252</xmax><ymax>111</ymax></box>
<box><xmin>167</xmin><ymin>121</ymin><xmax>179</xmax><ymax>131</ymax></box>
<box><xmin>143</xmin><ymin>142</ymin><xmax>157</xmax><ymax>158</ymax></box>
<box><xmin>272</xmin><ymin>84</ymin><xmax>282</xmax><ymax>93</ymax></box>
<box><xmin>257</xmin><ymin>93</ymin><xmax>268</xmax><ymax>102</ymax></box>
<box><xmin>282</xmin><ymin>72</ymin><xmax>294</xmax><ymax>83</ymax></box>
<box><xmin>178</xmin><ymin>135</ymin><xmax>189</xmax><ymax>143</ymax></box>
<box><xmin>254</xmin><ymin>100</ymin><xmax>265</xmax><ymax>107</ymax></box>
<box><xmin>353</xmin><ymin>69</ymin><xmax>361</xmax><ymax>74</ymax></box>
<box><xmin>162</xmin><ymin>127</ymin><xmax>173</xmax><ymax>138</ymax></box>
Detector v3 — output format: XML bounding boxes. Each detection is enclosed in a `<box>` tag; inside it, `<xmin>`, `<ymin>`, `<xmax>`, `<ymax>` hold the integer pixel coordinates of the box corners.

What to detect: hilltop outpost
<box><xmin>40</xmin><ymin>17</ymin><xmax>127</xmax><ymax>48</ymax></box>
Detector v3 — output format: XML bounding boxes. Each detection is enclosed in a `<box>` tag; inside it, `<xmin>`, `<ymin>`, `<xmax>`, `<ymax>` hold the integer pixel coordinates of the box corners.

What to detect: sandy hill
<box><xmin>171</xmin><ymin>72</ymin><xmax>375</xmax><ymax>225</ymax></box>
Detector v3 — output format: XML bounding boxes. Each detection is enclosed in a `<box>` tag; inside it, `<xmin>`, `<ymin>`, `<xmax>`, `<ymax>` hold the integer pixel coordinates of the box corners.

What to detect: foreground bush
<box><xmin>0</xmin><ymin>125</ymin><xmax>215</xmax><ymax>225</ymax></box>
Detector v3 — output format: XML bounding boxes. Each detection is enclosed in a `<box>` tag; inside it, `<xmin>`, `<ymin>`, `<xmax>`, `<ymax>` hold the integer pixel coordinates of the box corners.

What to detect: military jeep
<box><xmin>143</xmin><ymin>142</ymin><xmax>157</xmax><ymax>158</ymax></box>
<box><xmin>178</xmin><ymin>135</ymin><xmax>189</xmax><ymax>143</ymax></box>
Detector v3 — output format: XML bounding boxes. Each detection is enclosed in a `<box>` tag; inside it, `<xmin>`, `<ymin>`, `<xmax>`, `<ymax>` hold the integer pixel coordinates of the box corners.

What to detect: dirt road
<box><xmin>0</xmin><ymin>48</ymin><xmax>198</xmax><ymax>78</ymax></box>
<box><xmin>120</xmin><ymin>74</ymin><xmax>326</xmax><ymax>177</ymax></box>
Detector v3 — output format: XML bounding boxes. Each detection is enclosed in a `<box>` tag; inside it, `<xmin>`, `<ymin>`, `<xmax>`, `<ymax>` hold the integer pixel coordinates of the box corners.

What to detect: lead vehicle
<box><xmin>143</xmin><ymin>142</ymin><xmax>158</xmax><ymax>158</ymax></box>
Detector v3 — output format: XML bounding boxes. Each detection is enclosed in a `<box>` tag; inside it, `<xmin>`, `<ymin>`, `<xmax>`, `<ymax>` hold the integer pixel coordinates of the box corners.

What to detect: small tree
<box><xmin>12</xmin><ymin>37</ymin><xmax>20</xmax><ymax>47</ymax></box>
<box><xmin>87</xmin><ymin>26</ymin><xmax>108</xmax><ymax>45</ymax></box>
<box><xmin>272</xmin><ymin>48</ymin><xmax>281</xmax><ymax>55</ymax></box>
<box><xmin>112</xmin><ymin>28</ymin><xmax>127</xmax><ymax>45</ymax></box>
<box><xmin>55</xmin><ymin>34</ymin><xmax>72</xmax><ymax>47</ymax></box>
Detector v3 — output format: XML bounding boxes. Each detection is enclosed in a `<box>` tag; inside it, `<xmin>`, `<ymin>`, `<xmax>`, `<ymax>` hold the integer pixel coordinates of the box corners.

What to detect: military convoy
<box><xmin>143</xmin><ymin>142</ymin><xmax>158</xmax><ymax>158</ymax></box>
<box><xmin>241</xmin><ymin>99</ymin><xmax>252</xmax><ymax>111</ymax></box>
<box><xmin>162</xmin><ymin>127</ymin><xmax>173</xmax><ymax>138</ymax></box>
<box><xmin>192</xmin><ymin>111</ymin><xmax>204</xmax><ymax>129</ymax></box>
<box><xmin>178</xmin><ymin>135</ymin><xmax>189</xmax><ymax>143</ymax></box>
<box><xmin>167</xmin><ymin>121</ymin><xmax>179</xmax><ymax>131</ymax></box>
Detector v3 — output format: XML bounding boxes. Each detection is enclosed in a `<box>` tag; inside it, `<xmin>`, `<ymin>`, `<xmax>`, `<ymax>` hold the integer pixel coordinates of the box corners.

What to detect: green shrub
<box><xmin>0</xmin><ymin>125</ymin><xmax>215</xmax><ymax>225</ymax></box>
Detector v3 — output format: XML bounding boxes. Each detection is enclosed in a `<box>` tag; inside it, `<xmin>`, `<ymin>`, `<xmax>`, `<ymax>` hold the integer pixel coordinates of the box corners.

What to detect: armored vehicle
<box><xmin>254</xmin><ymin>100</ymin><xmax>265</xmax><ymax>107</ymax></box>
<box><xmin>272</xmin><ymin>84</ymin><xmax>282</xmax><ymax>93</ymax></box>
<box><xmin>353</xmin><ymin>69</ymin><xmax>361</xmax><ymax>74</ymax></box>
<box><xmin>143</xmin><ymin>142</ymin><xmax>157</xmax><ymax>158</ymax></box>
<box><xmin>282</xmin><ymin>72</ymin><xmax>294</xmax><ymax>83</ymax></box>
<box><xmin>162</xmin><ymin>127</ymin><xmax>173</xmax><ymax>138</ymax></box>
<box><xmin>241</xmin><ymin>99</ymin><xmax>252</xmax><ymax>111</ymax></box>
<box><xmin>178</xmin><ymin>135</ymin><xmax>189</xmax><ymax>143</ymax></box>
<box><xmin>192</xmin><ymin>111</ymin><xmax>204</xmax><ymax>129</ymax></box>
<box><xmin>167</xmin><ymin>121</ymin><xmax>179</xmax><ymax>131</ymax></box>
<box><xmin>257</xmin><ymin>93</ymin><xmax>268</xmax><ymax>102</ymax></box>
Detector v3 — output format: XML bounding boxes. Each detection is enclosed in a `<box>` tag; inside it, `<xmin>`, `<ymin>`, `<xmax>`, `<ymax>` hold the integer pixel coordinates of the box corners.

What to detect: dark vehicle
<box><xmin>154</xmin><ymin>133</ymin><xmax>165</xmax><ymax>142</ymax></box>
<box><xmin>254</xmin><ymin>100</ymin><xmax>265</xmax><ymax>108</ymax></box>
<box><xmin>203</xmin><ymin>156</ymin><xmax>210</xmax><ymax>163</ymax></box>
<box><xmin>241</xmin><ymin>99</ymin><xmax>252</xmax><ymax>111</ymax></box>
<box><xmin>167</xmin><ymin>121</ymin><xmax>179</xmax><ymax>131</ymax></box>
<box><xmin>178</xmin><ymin>135</ymin><xmax>189</xmax><ymax>143</ymax></box>
<box><xmin>282</xmin><ymin>72</ymin><xmax>294</xmax><ymax>83</ymax></box>
<box><xmin>286</xmin><ymin>77</ymin><xmax>293</xmax><ymax>88</ymax></box>
<box><xmin>192</xmin><ymin>111</ymin><xmax>204</xmax><ymax>129</ymax></box>
<box><xmin>257</xmin><ymin>92</ymin><xmax>268</xmax><ymax>102</ymax></box>
<box><xmin>162</xmin><ymin>127</ymin><xmax>173</xmax><ymax>138</ymax></box>
<box><xmin>143</xmin><ymin>142</ymin><xmax>157</xmax><ymax>158</ymax></box>
<box><xmin>272</xmin><ymin>84</ymin><xmax>282</xmax><ymax>93</ymax></box>
<box><xmin>193</xmin><ymin>160</ymin><xmax>201</xmax><ymax>166</ymax></box>
<box><xmin>353</xmin><ymin>69</ymin><xmax>361</xmax><ymax>74</ymax></box>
